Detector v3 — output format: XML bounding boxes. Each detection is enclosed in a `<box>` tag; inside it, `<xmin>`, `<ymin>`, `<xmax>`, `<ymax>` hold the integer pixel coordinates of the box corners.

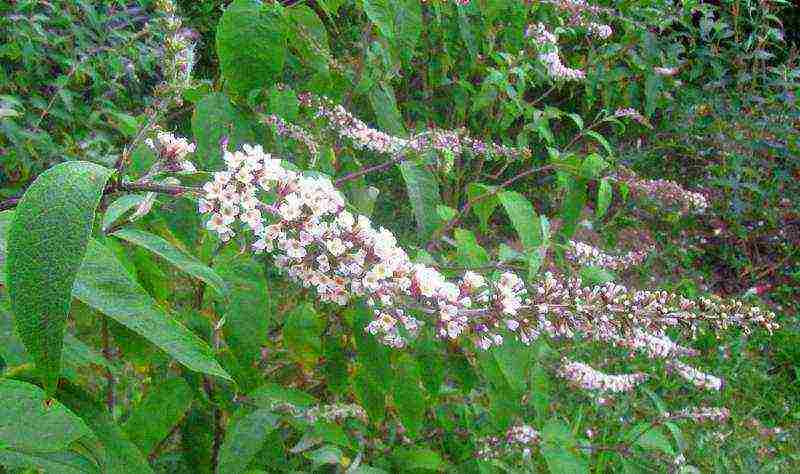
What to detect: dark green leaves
<box><xmin>73</xmin><ymin>240</ymin><xmax>230</xmax><ymax>381</ymax></box>
<box><xmin>362</xmin><ymin>0</ymin><xmax>394</xmax><ymax>39</ymax></box>
<box><xmin>0</xmin><ymin>378</ymin><xmax>90</xmax><ymax>453</ymax></box>
<box><xmin>122</xmin><ymin>378</ymin><xmax>194</xmax><ymax>456</ymax></box>
<box><xmin>216</xmin><ymin>0</ymin><xmax>288</xmax><ymax>99</ymax></box>
<box><xmin>112</xmin><ymin>228</ymin><xmax>227</xmax><ymax>296</ymax></box>
<box><xmin>6</xmin><ymin>161</ymin><xmax>113</xmax><ymax>394</ymax></box>
<box><xmin>541</xmin><ymin>419</ymin><xmax>589</xmax><ymax>473</ymax></box>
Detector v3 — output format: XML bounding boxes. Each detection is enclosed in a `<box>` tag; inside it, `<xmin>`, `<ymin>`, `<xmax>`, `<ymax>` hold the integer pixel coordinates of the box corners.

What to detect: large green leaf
<box><xmin>192</xmin><ymin>93</ymin><xmax>256</xmax><ymax>168</ymax></box>
<box><xmin>0</xmin><ymin>378</ymin><xmax>91</xmax><ymax>453</ymax></box>
<box><xmin>393</xmin><ymin>0</ymin><xmax>422</xmax><ymax>62</ymax></box>
<box><xmin>217</xmin><ymin>409</ymin><xmax>279</xmax><ymax>474</ymax></box>
<box><xmin>6</xmin><ymin>161</ymin><xmax>114</xmax><ymax>394</ymax></box>
<box><xmin>112</xmin><ymin>228</ymin><xmax>227</xmax><ymax>296</ymax></box>
<box><xmin>73</xmin><ymin>239</ymin><xmax>230</xmax><ymax>381</ymax></box>
<box><xmin>368</xmin><ymin>83</ymin><xmax>406</xmax><ymax>136</ymax></box>
<box><xmin>102</xmin><ymin>194</ymin><xmax>145</xmax><ymax>232</ymax></box>
<box><xmin>122</xmin><ymin>377</ymin><xmax>194</xmax><ymax>455</ymax></box>
<box><xmin>216</xmin><ymin>0</ymin><xmax>287</xmax><ymax>99</ymax></box>
<box><xmin>400</xmin><ymin>161</ymin><xmax>441</xmax><ymax>242</ymax></box>
<box><xmin>57</xmin><ymin>382</ymin><xmax>153</xmax><ymax>474</ymax></box>
<box><xmin>498</xmin><ymin>190</ymin><xmax>542</xmax><ymax>252</ymax></box>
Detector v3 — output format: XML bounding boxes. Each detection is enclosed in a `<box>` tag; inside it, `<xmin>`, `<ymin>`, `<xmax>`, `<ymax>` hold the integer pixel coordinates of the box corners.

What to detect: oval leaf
<box><xmin>7</xmin><ymin>161</ymin><xmax>113</xmax><ymax>394</ymax></box>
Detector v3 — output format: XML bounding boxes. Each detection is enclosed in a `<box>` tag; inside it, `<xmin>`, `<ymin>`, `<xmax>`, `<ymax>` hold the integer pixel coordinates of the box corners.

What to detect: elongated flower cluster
<box><xmin>666</xmin><ymin>406</ymin><xmax>730</xmax><ymax>423</ymax></box>
<box><xmin>154</xmin><ymin>0</ymin><xmax>196</xmax><ymax>93</ymax></box>
<box><xmin>476</xmin><ymin>424</ymin><xmax>541</xmax><ymax>460</ymax></box>
<box><xmin>558</xmin><ymin>359</ymin><xmax>648</xmax><ymax>393</ymax></box>
<box><xmin>193</xmin><ymin>140</ymin><xmax>775</xmax><ymax>394</ymax></box>
<box><xmin>145</xmin><ymin>131</ymin><xmax>197</xmax><ymax>173</ymax></box>
<box><xmin>298</xmin><ymin>94</ymin><xmax>531</xmax><ymax>162</ymax></box>
<box><xmin>614</xmin><ymin>166</ymin><xmax>709</xmax><ymax>214</ymax></box>
<box><xmin>267</xmin><ymin>401</ymin><xmax>367</xmax><ymax>424</ymax></box>
<box><xmin>667</xmin><ymin>361</ymin><xmax>724</xmax><ymax>391</ymax></box>
<box><xmin>565</xmin><ymin>240</ymin><xmax>650</xmax><ymax>271</ymax></box>
<box><xmin>262</xmin><ymin>114</ymin><xmax>319</xmax><ymax>156</ymax></box>
<box><xmin>526</xmin><ymin>23</ymin><xmax>586</xmax><ymax>81</ymax></box>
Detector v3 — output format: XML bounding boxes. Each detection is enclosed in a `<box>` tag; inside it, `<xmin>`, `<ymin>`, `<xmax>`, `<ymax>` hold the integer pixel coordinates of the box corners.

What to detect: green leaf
<box><xmin>0</xmin><ymin>210</ymin><xmax>12</xmax><ymax>284</ymax></box>
<box><xmin>287</xmin><ymin>6</ymin><xmax>330</xmax><ymax>73</ymax></box>
<box><xmin>580</xmin><ymin>154</ymin><xmax>607</xmax><ymax>179</ymax></box>
<box><xmin>454</xmin><ymin>228</ymin><xmax>489</xmax><ymax>268</ymax></box>
<box><xmin>393</xmin><ymin>0</ymin><xmax>422</xmax><ymax>62</ymax></box>
<box><xmin>306</xmin><ymin>445</ymin><xmax>343</xmax><ymax>466</ymax></box>
<box><xmin>216</xmin><ymin>0</ymin><xmax>287</xmax><ymax>99</ymax></box>
<box><xmin>596</xmin><ymin>178</ymin><xmax>612</xmax><ymax>219</ymax></box>
<box><xmin>215</xmin><ymin>254</ymin><xmax>273</xmax><ymax>391</ymax></box>
<box><xmin>559</xmin><ymin>180</ymin><xmax>587</xmax><ymax>239</ymax></box>
<box><xmin>644</xmin><ymin>74</ymin><xmax>663</xmax><ymax>117</ymax></box>
<box><xmin>6</xmin><ymin>161</ymin><xmax>114</xmax><ymax>394</ymax></box>
<box><xmin>0</xmin><ymin>449</ymin><xmax>98</xmax><ymax>474</ymax></box>
<box><xmin>0</xmin><ymin>378</ymin><xmax>90</xmax><ymax>453</ymax></box>
<box><xmin>56</xmin><ymin>382</ymin><xmax>153</xmax><ymax>473</ymax></box>
<box><xmin>629</xmin><ymin>423</ymin><xmax>674</xmax><ymax>456</ymax></box>
<box><xmin>102</xmin><ymin>194</ymin><xmax>145</xmax><ymax>232</ymax></box>
<box><xmin>394</xmin><ymin>447</ymin><xmax>444</xmax><ymax>472</ymax></box>
<box><xmin>498</xmin><ymin>190</ymin><xmax>541</xmax><ymax>252</ymax></box>
<box><xmin>400</xmin><ymin>161</ymin><xmax>440</xmax><ymax>242</ymax></box>
<box><xmin>369</xmin><ymin>83</ymin><xmax>406</xmax><ymax>136</ymax></box>
<box><xmin>541</xmin><ymin>419</ymin><xmax>589</xmax><ymax>474</ymax></box>
<box><xmin>583</xmin><ymin>130</ymin><xmax>613</xmax><ymax>157</ymax></box>
<box><xmin>467</xmin><ymin>183</ymin><xmax>498</xmax><ymax>233</ymax></box>
<box><xmin>217</xmin><ymin>409</ymin><xmax>279</xmax><ymax>474</ymax></box>
<box><xmin>392</xmin><ymin>355</ymin><xmax>426</xmax><ymax>438</ymax></box>
<box><xmin>283</xmin><ymin>303</ymin><xmax>324</xmax><ymax>367</ymax></box>
<box><xmin>579</xmin><ymin>266</ymin><xmax>616</xmax><ymax>285</ymax></box>
<box><xmin>192</xmin><ymin>92</ymin><xmax>256</xmax><ymax>168</ymax></box>
<box><xmin>122</xmin><ymin>378</ymin><xmax>193</xmax><ymax>455</ymax></box>
<box><xmin>112</xmin><ymin>228</ymin><xmax>227</xmax><ymax>296</ymax></box>
<box><xmin>362</xmin><ymin>0</ymin><xmax>395</xmax><ymax>39</ymax></box>
<box><xmin>248</xmin><ymin>382</ymin><xmax>317</xmax><ymax>408</ymax></box>
<box><xmin>353</xmin><ymin>367</ymin><xmax>386</xmax><ymax>424</ymax></box>
<box><xmin>73</xmin><ymin>239</ymin><xmax>231</xmax><ymax>381</ymax></box>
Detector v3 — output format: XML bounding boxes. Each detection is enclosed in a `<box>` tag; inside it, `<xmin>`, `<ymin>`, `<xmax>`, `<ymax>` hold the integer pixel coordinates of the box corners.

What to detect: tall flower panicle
<box><xmin>298</xmin><ymin>94</ymin><xmax>531</xmax><ymax>162</ymax></box>
<box><xmin>565</xmin><ymin>240</ymin><xmax>651</xmax><ymax>271</ymax></box>
<box><xmin>194</xmin><ymin>141</ymin><xmax>775</xmax><ymax>395</ymax></box>
<box><xmin>558</xmin><ymin>359</ymin><xmax>648</xmax><ymax>393</ymax></box>
<box><xmin>262</xmin><ymin>114</ymin><xmax>319</xmax><ymax>156</ymax></box>
<box><xmin>613</xmin><ymin>166</ymin><xmax>709</xmax><ymax>214</ymax></box>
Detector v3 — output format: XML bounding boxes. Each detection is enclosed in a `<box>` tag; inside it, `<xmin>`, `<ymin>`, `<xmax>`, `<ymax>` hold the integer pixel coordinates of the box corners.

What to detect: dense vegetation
<box><xmin>0</xmin><ymin>0</ymin><xmax>798</xmax><ymax>472</ymax></box>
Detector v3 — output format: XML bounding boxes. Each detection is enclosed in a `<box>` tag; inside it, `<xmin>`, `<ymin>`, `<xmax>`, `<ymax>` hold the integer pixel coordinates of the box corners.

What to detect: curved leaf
<box><xmin>56</xmin><ymin>382</ymin><xmax>153</xmax><ymax>474</ymax></box>
<box><xmin>498</xmin><ymin>190</ymin><xmax>541</xmax><ymax>252</ymax></box>
<box><xmin>0</xmin><ymin>378</ymin><xmax>91</xmax><ymax>453</ymax></box>
<box><xmin>122</xmin><ymin>378</ymin><xmax>194</xmax><ymax>456</ymax></box>
<box><xmin>73</xmin><ymin>239</ymin><xmax>230</xmax><ymax>381</ymax></box>
<box><xmin>400</xmin><ymin>161</ymin><xmax>440</xmax><ymax>242</ymax></box>
<box><xmin>216</xmin><ymin>0</ymin><xmax>287</xmax><ymax>99</ymax></box>
<box><xmin>6</xmin><ymin>161</ymin><xmax>114</xmax><ymax>394</ymax></box>
<box><xmin>217</xmin><ymin>408</ymin><xmax>279</xmax><ymax>474</ymax></box>
<box><xmin>111</xmin><ymin>228</ymin><xmax>227</xmax><ymax>296</ymax></box>
<box><xmin>102</xmin><ymin>194</ymin><xmax>145</xmax><ymax>232</ymax></box>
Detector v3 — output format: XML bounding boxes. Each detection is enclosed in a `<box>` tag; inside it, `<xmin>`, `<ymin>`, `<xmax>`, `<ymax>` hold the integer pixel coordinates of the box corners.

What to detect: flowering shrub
<box><xmin>0</xmin><ymin>0</ymin><xmax>797</xmax><ymax>473</ymax></box>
